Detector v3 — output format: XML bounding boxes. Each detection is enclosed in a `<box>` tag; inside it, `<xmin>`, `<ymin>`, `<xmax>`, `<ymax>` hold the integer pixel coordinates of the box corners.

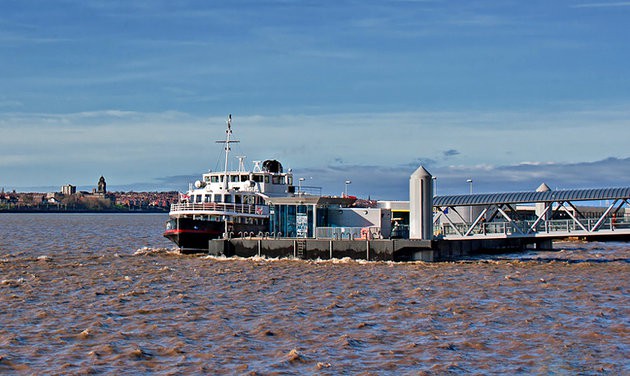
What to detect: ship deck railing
<box><xmin>170</xmin><ymin>202</ymin><xmax>265</xmax><ymax>216</ymax></box>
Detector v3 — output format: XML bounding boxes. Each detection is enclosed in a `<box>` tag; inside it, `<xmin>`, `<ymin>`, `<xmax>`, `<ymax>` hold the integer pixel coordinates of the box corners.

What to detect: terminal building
<box><xmin>266</xmin><ymin>195</ymin><xmax>392</xmax><ymax>240</ymax></box>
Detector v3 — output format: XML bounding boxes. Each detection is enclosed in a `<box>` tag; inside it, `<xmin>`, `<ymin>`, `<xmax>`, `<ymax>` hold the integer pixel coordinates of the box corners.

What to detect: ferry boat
<box><xmin>163</xmin><ymin>115</ymin><xmax>296</xmax><ymax>252</ymax></box>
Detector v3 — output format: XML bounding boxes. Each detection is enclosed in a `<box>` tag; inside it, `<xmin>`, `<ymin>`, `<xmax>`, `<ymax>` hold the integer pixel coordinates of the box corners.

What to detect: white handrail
<box><xmin>439</xmin><ymin>218</ymin><xmax>628</xmax><ymax>238</ymax></box>
<box><xmin>170</xmin><ymin>202</ymin><xmax>265</xmax><ymax>215</ymax></box>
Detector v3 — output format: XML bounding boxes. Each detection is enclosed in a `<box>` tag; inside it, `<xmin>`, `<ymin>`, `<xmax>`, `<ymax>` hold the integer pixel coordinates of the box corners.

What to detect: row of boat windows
<box><xmin>191</xmin><ymin>194</ymin><xmax>263</xmax><ymax>205</ymax></box>
<box><xmin>194</xmin><ymin>215</ymin><xmax>264</xmax><ymax>225</ymax></box>
<box><xmin>204</xmin><ymin>174</ymin><xmax>293</xmax><ymax>185</ymax></box>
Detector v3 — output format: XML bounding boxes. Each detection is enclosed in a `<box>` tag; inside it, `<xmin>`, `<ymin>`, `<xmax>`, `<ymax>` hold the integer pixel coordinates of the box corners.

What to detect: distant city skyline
<box><xmin>1</xmin><ymin>1</ymin><xmax>629</xmax><ymax>199</ymax></box>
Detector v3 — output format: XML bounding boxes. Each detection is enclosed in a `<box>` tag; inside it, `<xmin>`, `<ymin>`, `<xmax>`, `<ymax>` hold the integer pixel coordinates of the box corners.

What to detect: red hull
<box><xmin>163</xmin><ymin>217</ymin><xmax>267</xmax><ymax>253</ymax></box>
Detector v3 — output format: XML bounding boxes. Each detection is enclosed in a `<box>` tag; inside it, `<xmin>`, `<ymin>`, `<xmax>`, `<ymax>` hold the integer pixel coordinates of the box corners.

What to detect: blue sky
<box><xmin>1</xmin><ymin>0</ymin><xmax>629</xmax><ymax>199</ymax></box>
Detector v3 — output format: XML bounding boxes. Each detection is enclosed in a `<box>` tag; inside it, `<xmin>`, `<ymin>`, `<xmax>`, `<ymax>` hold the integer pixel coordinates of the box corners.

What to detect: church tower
<box><xmin>97</xmin><ymin>176</ymin><xmax>107</xmax><ymax>194</ymax></box>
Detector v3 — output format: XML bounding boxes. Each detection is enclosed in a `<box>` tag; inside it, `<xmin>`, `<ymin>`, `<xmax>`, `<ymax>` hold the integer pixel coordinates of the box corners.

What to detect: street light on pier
<box><xmin>467</xmin><ymin>179</ymin><xmax>473</xmax><ymax>223</ymax></box>
<box><xmin>344</xmin><ymin>180</ymin><xmax>352</xmax><ymax>198</ymax></box>
<box><xmin>298</xmin><ymin>177</ymin><xmax>305</xmax><ymax>194</ymax></box>
<box><xmin>432</xmin><ymin>176</ymin><xmax>438</xmax><ymax>197</ymax></box>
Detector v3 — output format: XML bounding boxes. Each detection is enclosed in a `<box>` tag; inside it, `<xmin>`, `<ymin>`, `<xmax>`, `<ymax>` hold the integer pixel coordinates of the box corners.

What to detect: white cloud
<box><xmin>572</xmin><ymin>2</ymin><xmax>630</xmax><ymax>8</ymax></box>
<box><xmin>0</xmin><ymin>31</ymin><xmax>73</xmax><ymax>45</ymax></box>
<box><xmin>1</xmin><ymin>108</ymin><xmax>628</xmax><ymax>192</ymax></box>
<box><xmin>0</xmin><ymin>99</ymin><xmax>22</xmax><ymax>108</ymax></box>
<box><xmin>289</xmin><ymin>157</ymin><xmax>630</xmax><ymax>200</ymax></box>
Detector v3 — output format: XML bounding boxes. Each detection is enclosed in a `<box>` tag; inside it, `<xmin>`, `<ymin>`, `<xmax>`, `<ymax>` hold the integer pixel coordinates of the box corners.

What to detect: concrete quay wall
<box><xmin>208</xmin><ymin>238</ymin><xmax>434</xmax><ymax>261</ymax></box>
<box><xmin>207</xmin><ymin>237</ymin><xmax>553</xmax><ymax>262</ymax></box>
<box><xmin>433</xmin><ymin>238</ymin><xmax>553</xmax><ymax>261</ymax></box>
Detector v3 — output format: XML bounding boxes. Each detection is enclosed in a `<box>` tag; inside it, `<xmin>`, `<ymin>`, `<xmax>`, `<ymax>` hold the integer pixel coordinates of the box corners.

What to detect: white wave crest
<box><xmin>133</xmin><ymin>247</ymin><xmax>180</xmax><ymax>256</ymax></box>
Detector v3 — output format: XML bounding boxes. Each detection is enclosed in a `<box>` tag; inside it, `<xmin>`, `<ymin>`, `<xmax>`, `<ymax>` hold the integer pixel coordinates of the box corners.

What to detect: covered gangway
<box><xmin>433</xmin><ymin>187</ymin><xmax>630</xmax><ymax>239</ymax></box>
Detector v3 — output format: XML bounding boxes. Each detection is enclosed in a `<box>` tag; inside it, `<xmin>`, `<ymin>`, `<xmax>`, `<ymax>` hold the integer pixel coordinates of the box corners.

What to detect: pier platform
<box><xmin>206</xmin><ymin>237</ymin><xmax>551</xmax><ymax>262</ymax></box>
<box><xmin>208</xmin><ymin>238</ymin><xmax>433</xmax><ymax>261</ymax></box>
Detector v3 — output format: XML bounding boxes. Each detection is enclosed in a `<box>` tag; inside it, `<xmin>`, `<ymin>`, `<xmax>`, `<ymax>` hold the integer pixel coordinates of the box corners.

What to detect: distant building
<box><xmin>93</xmin><ymin>176</ymin><xmax>115</xmax><ymax>204</ymax></box>
<box><xmin>61</xmin><ymin>184</ymin><xmax>76</xmax><ymax>195</ymax></box>
<box><xmin>97</xmin><ymin>176</ymin><xmax>107</xmax><ymax>194</ymax></box>
<box><xmin>46</xmin><ymin>192</ymin><xmax>62</xmax><ymax>204</ymax></box>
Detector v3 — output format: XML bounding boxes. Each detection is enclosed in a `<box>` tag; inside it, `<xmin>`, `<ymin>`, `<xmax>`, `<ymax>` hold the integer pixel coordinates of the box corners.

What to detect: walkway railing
<box><xmin>439</xmin><ymin>218</ymin><xmax>628</xmax><ymax>238</ymax></box>
<box><xmin>316</xmin><ymin>226</ymin><xmax>381</xmax><ymax>240</ymax></box>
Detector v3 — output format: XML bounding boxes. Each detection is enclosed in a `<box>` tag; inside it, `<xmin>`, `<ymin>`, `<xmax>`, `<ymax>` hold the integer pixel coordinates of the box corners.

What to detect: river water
<box><xmin>1</xmin><ymin>213</ymin><xmax>628</xmax><ymax>375</ymax></box>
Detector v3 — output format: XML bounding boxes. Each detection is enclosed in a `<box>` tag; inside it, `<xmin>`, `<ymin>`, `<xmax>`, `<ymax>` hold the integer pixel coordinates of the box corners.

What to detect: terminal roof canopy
<box><xmin>433</xmin><ymin>187</ymin><xmax>630</xmax><ymax>207</ymax></box>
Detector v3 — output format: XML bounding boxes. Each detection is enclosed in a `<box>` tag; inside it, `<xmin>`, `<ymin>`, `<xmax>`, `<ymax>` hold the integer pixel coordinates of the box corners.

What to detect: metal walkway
<box><xmin>433</xmin><ymin>187</ymin><xmax>630</xmax><ymax>240</ymax></box>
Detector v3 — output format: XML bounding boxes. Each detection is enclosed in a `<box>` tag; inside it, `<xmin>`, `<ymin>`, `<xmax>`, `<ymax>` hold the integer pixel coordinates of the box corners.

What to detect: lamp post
<box><xmin>298</xmin><ymin>177</ymin><xmax>305</xmax><ymax>194</ymax></box>
<box><xmin>432</xmin><ymin>176</ymin><xmax>438</xmax><ymax>197</ymax></box>
<box><xmin>467</xmin><ymin>179</ymin><xmax>473</xmax><ymax>223</ymax></box>
<box><xmin>344</xmin><ymin>180</ymin><xmax>352</xmax><ymax>198</ymax></box>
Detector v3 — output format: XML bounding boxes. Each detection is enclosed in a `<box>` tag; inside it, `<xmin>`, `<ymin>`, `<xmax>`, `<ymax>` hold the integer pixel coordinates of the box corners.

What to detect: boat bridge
<box><xmin>432</xmin><ymin>187</ymin><xmax>630</xmax><ymax>241</ymax></box>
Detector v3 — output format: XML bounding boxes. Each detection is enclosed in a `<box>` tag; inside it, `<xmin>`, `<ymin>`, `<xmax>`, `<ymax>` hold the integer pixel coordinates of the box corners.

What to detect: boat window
<box><xmin>235</xmin><ymin>195</ymin><xmax>242</xmax><ymax>204</ymax></box>
<box><xmin>204</xmin><ymin>195</ymin><xmax>211</xmax><ymax>203</ymax></box>
<box><xmin>241</xmin><ymin>175</ymin><xmax>248</xmax><ymax>182</ymax></box>
<box><xmin>253</xmin><ymin>174</ymin><xmax>263</xmax><ymax>183</ymax></box>
<box><xmin>287</xmin><ymin>176</ymin><xmax>293</xmax><ymax>185</ymax></box>
<box><xmin>195</xmin><ymin>195</ymin><xmax>202</xmax><ymax>203</ymax></box>
<box><xmin>272</xmin><ymin>176</ymin><xmax>281</xmax><ymax>184</ymax></box>
<box><xmin>224</xmin><ymin>195</ymin><xmax>232</xmax><ymax>203</ymax></box>
<box><xmin>204</xmin><ymin>176</ymin><xmax>211</xmax><ymax>183</ymax></box>
<box><xmin>211</xmin><ymin>176</ymin><xmax>219</xmax><ymax>183</ymax></box>
<box><xmin>214</xmin><ymin>194</ymin><xmax>222</xmax><ymax>203</ymax></box>
<box><xmin>265</xmin><ymin>176</ymin><xmax>270</xmax><ymax>183</ymax></box>
<box><xmin>230</xmin><ymin>175</ymin><xmax>239</xmax><ymax>182</ymax></box>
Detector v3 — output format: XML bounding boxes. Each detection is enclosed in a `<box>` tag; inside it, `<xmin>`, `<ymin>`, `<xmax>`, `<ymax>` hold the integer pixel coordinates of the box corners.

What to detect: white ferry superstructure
<box><xmin>163</xmin><ymin>115</ymin><xmax>295</xmax><ymax>252</ymax></box>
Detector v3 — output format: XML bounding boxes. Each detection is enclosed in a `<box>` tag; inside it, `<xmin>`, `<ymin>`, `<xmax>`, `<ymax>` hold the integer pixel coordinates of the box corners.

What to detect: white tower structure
<box><xmin>409</xmin><ymin>166</ymin><xmax>434</xmax><ymax>240</ymax></box>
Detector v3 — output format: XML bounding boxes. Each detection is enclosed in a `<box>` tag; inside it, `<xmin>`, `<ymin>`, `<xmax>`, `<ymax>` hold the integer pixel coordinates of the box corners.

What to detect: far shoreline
<box><xmin>0</xmin><ymin>208</ymin><xmax>169</xmax><ymax>214</ymax></box>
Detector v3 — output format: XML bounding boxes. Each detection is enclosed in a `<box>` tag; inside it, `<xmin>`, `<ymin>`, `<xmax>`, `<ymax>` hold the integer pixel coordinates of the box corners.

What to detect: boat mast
<box><xmin>216</xmin><ymin>114</ymin><xmax>239</xmax><ymax>190</ymax></box>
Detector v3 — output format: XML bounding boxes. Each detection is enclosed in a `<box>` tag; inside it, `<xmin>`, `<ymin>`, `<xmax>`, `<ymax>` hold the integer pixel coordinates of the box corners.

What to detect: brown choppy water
<box><xmin>1</xmin><ymin>213</ymin><xmax>628</xmax><ymax>375</ymax></box>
